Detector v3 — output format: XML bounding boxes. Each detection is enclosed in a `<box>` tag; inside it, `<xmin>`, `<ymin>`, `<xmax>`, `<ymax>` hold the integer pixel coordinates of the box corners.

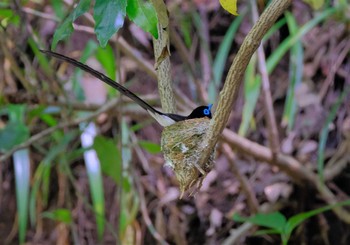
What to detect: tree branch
<box><xmin>198</xmin><ymin>0</ymin><xmax>292</xmax><ymax>177</ymax></box>
<box><xmin>152</xmin><ymin>0</ymin><xmax>176</xmax><ymax>113</ymax></box>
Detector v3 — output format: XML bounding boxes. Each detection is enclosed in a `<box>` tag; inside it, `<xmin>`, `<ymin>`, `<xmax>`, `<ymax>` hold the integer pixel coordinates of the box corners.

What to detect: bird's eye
<box><xmin>203</xmin><ymin>108</ymin><xmax>210</xmax><ymax>115</ymax></box>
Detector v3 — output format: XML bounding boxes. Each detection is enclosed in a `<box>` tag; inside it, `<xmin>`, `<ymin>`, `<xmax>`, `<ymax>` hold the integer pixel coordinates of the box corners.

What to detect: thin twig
<box><xmin>222</xmin><ymin>202</ymin><xmax>285</xmax><ymax>245</ymax></box>
<box><xmin>73</xmin><ymin>23</ymin><xmax>196</xmax><ymax>111</ymax></box>
<box><xmin>0</xmin><ymin>98</ymin><xmax>119</xmax><ymax>162</ymax></box>
<box><xmin>222</xmin><ymin>128</ymin><xmax>315</xmax><ymax>183</ymax></box>
<box><xmin>222</xmin><ymin>128</ymin><xmax>350</xmax><ymax>223</ymax></box>
<box><xmin>222</xmin><ymin>143</ymin><xmax>259</xmax><ymax>213</ymax></box>
<box><xmin>198</xmin><ymin>0</ymin><xmax>292</xmax><ymax>177</ymax></box>
<box><xmin>319</xmin><ymin>39</ymin><xmax>350</xmax><ymax>100</ymax></box>
<box><xmin>0</xmin><ymin>31</ymin><xmax>32</xmax><ymax>91</ymax></box>
<box><xmin>198</xmin><ymin>6</ymin><xmax>212</xmax><ymax>89</ymax></box>
<box><xmin>251</xmin><ymin>0</ymin><xmax>280</xmax><ymax>157</ymax></box>
<box><xmin>134</xmin><ymin>171</ymin><xmax>169</xmax><ymax>245</ymax></box>
<box><xmin>22</xmin><ymin>7</ymin><xmax>60</xmax><ymax>21</ymax></box>
<box><xmin>169</xmin><ymin>27</ymin><xmax>207</xmax><ymax>103</ymax></box>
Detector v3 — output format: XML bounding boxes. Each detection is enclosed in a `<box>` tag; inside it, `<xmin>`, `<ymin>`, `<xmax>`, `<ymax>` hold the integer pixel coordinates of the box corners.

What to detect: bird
<box><xmin>41</xmin><ymin>50</ymin><xmax>213</xmax><ymax>127</ymax></box>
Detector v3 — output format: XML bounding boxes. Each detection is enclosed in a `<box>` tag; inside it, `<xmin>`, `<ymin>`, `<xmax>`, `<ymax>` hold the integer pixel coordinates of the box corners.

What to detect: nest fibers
<box><xmin>161</xmin><ymin>117</ymin><xmax>216</xmax><ymax>196</ymax></box>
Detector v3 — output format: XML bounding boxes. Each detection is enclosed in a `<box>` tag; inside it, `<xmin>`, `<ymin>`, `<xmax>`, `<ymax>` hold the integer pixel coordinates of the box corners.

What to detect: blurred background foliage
<box><xmin>0</xmin><ymin>0</ymin><xmax>350</xmax><ymax>244</ymax></box>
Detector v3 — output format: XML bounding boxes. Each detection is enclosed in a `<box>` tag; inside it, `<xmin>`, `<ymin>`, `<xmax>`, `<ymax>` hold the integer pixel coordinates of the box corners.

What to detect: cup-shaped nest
<box><xmin>161</xmin><ymin>117</ymin><xmax>216</xmax><ymax>195</ymax></box>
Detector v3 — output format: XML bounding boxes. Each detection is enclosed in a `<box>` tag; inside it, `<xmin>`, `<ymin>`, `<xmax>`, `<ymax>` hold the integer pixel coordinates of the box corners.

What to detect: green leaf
<box><xmin>263</xmin><ymin>17</ymin><xmax>286</xmax><ymax>42</ymax></box>
<box><xmin>284</xmin><ymin>200</ymin><xmax>350</xmax><ymax>241</ymax></box>
<box><xmin>0</xmin><ymin>8</ymin><xmax>20</xmax><ymax>26</ymax></box>
<box><xmin>239</xmin><ymin>54</ymin><xmax>260</xmax><ymax>136</ymax></box>
<box><xmin>119</xmin><ymin>120</ymin><xmax>140</xmax><ymax>238</ymax></box>
<box><xmin>0</xmin><ymin>122</ymin><xmax>29</xmax><ymax>152</ymax></box>
<box><xmin>139</xmin><ymin>140</ymin><xmax>161</xmax><ymax>154</ymax></box>
<box><xmin>96</xmin><ymin>44</ymin><xmax>116</xmax><ymax>81</ymax></box>
<box><xmin>282</xmin><ymin>12</ymin><xmax>303</xmax><ymax>131</ymax></box>
<box><xmin>13</xmin><ymin>149</ymin><xmax>31</xmax><ymax>244</ymax></box>
<box><xmin>52</xmin><ymin>0</ymin><xmax>91</xmax><ymax>49</ymax></box>
<box><xmin>209</xmin><ymin>10</ymin><xmax>245</xmax><ymax>102</ymax></box>
<box><xmin>303</xmin><ymin>0</ymin><xmax>324</xmax><ymax>10</ymax></box>
<box><xmin>52</xmin><ymin>15</ymin><xmax>74</xmax><ymax>50</ymax></box>
<box><xmin>73</xmin><ymin>40</ymin><xmax>98</xmax><ymax>101</ymax></box>
<box><xmin>80</xmin><ymin>122</ymin><xmax>105</xmax><ymax>239</ymax></box>
<box><xmin>93</xmin><ymin>136</ymin><xmax>122</xmax><ymax>185</ymax></box>
<box><xmin>254</xmin><ymin>229</ymin><xmax>283</xmax><ymax>236</ymax></box>
<box><xmin>50</xmin><ymin>0</ymin><xmax>65</xmax><ymax>19</ymax></box>
<box><xmin>73</xmin><ymin>0</ymin><xmax>91</xmax><ymax>20</ymax></box>
<box><xmin>28</xmin><ymin>38</ymin><xmax>53</xmax><ymax>74</ymax></box>
<box><xmin>126</xmin><ymin>0</ymin><xmax>158</xmax><ymax>38</ymax></box>
<box><xmin>237</xmin><ymin>8</ymin><xmax>336</xmax><ymax>136</ymax></box>
<box><xmin>266</xmin><ymin>7</ymin><xmax>336</xmax><ymax>74</ymax></box>
<box><xmin>42</xmin><ymin>209</ymin><xmax>73</xmax><ymax>224</ymax></box>
<box><xmin>0</xmin><ymin>104</ymin><xmax>29</xmax><ymax>152</ymax></box>
<box><xmin>318</xmin><ymin>85</ymin><xmax>350</xmax><ymax>183</ymax></box>
<box><xmin>180</xmin><ymin>15</ymin><xmax>192</xmax><ymax>47</ymax></box>
<box><xmin>219</xmin><ymin>0</ymin><xmax>238</xmax><ymax>15</ymax></box>
<box><xmin>94</xmin><ymin>0</ymin><xmax>127</xmax><ymax>47</ymax></box>
<box><xmin>233</xmin><ymin>212</ymin><xmax>286</xmax><ymax>233</ymax></box>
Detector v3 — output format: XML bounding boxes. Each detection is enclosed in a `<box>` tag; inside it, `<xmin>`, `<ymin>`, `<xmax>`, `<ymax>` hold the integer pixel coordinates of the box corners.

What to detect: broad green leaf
<box><xmin>52</xmin><ymin>15</ymin><xmax>74</xmax><ymax>49</ymax></box>
<box><xmin>73</xmin><ymin>0</ymin><xmax>91</xmax><ymax>20</ymax></box>
<box><xmin>94</xmin><ymin>0</ymin><xmax>127</xmax><ymax>47</ymax></box>
<box><xmin>0</xmin><ymin>122</ymin><xmax>29</xmax><ymax>152</ymax></box>
<box><xmin>8</xmin><ymin>104</ymin><xmax>26</xmax><ymax>122</ymax></box>
<box><xmin>93</xmin><ymin>135</ymin><xmax>122</xmax><ymax>185</ymax></box>
<box><xmin>139</xmin><ymin>140</ymin><xmax>161</xmax><ymax>154</ymax></box>
<box><xmin>96</xmin><ymin>44</ymin><xmax>117</xmax><ymax>80</ymax></box>
<box><xmin>52</xmin><ymin>0</ymin><xmax>91</xmax><ymax>49</ymax></box>
<box><xmin>0</xmin><ymin>8</ymin><xmax>20</xmax><ymax>26</ymax></box>
<box><xmin>42</xmin><ymin>209</ymin><xmax>73</xmax><ymax>224</ymax></box>
<box><xmin>0</xmin><ymin>105</ymin><xmax>29</xmax><ymax>152</ymax></box>
<box><xmin>50</xmin><ymin>0</ymin><xmax>65</xmax><ymax>19</ymax></box>
<box><xmin>220</xmin><ymin>0</ymin><xmax>238</xmax><ymax>15</ymax></box>
<box><xmin>126</xmin><ymin>0</ymin><xmax>158</xmax><ymax>38</ymax></box>
<box><xmin>233</xmin><ymin>212</ymin><xmax>286</xmax><ymax>233</ymax></box>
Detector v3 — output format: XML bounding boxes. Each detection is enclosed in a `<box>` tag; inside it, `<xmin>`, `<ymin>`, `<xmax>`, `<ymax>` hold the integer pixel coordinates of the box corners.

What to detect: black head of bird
<box><xmin>186</xmin><ymin>104</ymin><xmax>213</xmax><ymax>120</ymax></box>
<box><xmin>41</xmin><ymin>50</ymin><xmax>213</xmax><ymax>127</ymax></box>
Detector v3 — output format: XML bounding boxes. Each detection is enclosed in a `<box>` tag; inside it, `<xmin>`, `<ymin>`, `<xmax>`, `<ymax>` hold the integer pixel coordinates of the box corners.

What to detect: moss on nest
<box><xmin>161</xmin><ymin>117</ymin><xmax>216</xmax><ymax>196</ymax></box>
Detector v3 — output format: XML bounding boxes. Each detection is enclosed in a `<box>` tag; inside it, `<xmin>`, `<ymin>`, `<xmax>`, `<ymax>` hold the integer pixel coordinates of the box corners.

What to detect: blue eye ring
<box><xmin>203</xmin><ymin>104</ymin><xmax>213</xmax><ymax>116</ymax></box>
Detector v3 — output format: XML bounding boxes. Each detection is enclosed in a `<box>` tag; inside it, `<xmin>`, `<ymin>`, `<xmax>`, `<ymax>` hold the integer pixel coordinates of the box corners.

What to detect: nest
<box><xmin>161</xmin><ymin>117</ymin><xmax>216</xmax><ymax>196</ymax></box>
